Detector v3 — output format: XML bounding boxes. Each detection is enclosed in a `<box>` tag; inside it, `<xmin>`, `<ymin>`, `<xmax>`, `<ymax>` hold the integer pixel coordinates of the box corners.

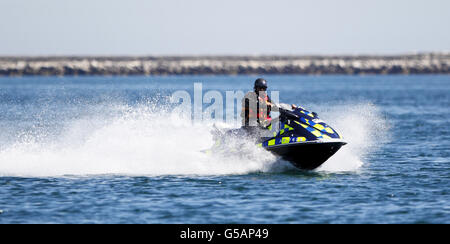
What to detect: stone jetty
<box><xmin>0</xmin><ymin>53</ymin><xmax>449</xmax><ymax>76</ymax></box>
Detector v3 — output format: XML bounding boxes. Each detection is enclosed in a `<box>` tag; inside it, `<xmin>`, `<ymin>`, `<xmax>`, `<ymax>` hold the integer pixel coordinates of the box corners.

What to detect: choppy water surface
<box><xmin>0</xmin><ymin>75</ymin><xmax>448</xmax><ymax>223</ymax></box>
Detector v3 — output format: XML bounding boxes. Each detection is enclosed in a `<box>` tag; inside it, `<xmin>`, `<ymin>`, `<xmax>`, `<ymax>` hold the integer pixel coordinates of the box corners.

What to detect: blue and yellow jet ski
<box><xmin>207</xmin><ymin>104</ymin><xmax>346</xmax><ymax>170</ymax></box>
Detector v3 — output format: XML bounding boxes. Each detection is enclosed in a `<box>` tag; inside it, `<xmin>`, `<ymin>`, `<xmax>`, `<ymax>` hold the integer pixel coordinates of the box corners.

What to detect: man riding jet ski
<box><xmin>207</xmin><ymin>78</ymin><xmax>346</xmax><ymax>170</ymax></box>
<box><xmin>241</xmin><ymin>78</ymin><xmax>296</xmax><ymax>135</ymax></box>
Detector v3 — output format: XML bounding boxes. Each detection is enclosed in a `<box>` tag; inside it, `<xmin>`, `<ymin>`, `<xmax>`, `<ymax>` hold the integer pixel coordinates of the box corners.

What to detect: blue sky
<box><xmin>0</xmin><ymin>0</ymin><xmax>449</xmax><ymax>55</ymax></box>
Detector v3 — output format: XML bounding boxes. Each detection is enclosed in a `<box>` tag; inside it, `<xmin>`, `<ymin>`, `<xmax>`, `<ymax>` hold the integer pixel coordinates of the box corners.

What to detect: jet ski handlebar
<box><xmin>278</xmin><ymin>107</ymin><xmax>300</xmax><ymax>120</ymax></box>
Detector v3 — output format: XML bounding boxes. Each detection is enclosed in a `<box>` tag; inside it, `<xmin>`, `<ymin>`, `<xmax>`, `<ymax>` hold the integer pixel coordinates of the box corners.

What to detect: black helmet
<box><xmin>254</xmin><ymin>78</ymin><xmax>268</xmax><ymax>90</ymax></box>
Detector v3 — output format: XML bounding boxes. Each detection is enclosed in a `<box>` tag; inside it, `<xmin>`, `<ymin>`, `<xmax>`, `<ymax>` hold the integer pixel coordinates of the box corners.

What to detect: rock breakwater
<box><xmin>1</xmin><ymin>53</ymin><xmax>449</xmax><ymax>76</ymax></box>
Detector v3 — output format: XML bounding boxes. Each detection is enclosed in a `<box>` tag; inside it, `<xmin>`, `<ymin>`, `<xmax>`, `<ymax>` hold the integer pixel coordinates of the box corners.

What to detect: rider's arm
<box><xmin>266</xmin><ymin>96</ymin><xmax>279</xmax><ymax>112</ymax></box>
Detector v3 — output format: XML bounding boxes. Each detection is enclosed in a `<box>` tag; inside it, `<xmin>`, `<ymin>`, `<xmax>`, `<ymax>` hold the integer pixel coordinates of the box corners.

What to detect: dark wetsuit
<box><xmin>240</xmin><ymin>91</ymin><xmax>275</xmax><ymax>138</ymax></box>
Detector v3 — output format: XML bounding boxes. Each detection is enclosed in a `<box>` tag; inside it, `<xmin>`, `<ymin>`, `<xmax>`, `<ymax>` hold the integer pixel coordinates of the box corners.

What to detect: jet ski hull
<box><xmin>265</xmin><ymin>141</ymin><xmax>346</xmax><ymax>170</ymax></box>
<box><xmin>206</xmin><ymin>105</ymin><xmax>347</xmax><ymax>171</ymax></box>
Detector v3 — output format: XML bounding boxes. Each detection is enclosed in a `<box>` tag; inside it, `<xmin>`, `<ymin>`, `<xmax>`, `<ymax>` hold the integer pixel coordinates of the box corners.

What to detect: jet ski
<box><xmin>205</xmin><ymin>104</ymin><xmax>346</xmax><ymax>170</ymax></box>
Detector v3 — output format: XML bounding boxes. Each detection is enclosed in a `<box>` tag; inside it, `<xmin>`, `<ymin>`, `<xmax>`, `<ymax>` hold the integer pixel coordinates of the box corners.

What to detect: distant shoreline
<box><xmin>1</xmin><ymin>53</ymin><xmax>449</xmax><ymax>76</ymax></box>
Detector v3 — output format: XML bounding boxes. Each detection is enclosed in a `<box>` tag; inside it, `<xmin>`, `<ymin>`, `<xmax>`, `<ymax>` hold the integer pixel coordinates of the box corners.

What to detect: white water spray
<box><xmin>0</xmin><ymin>102</ymin><xmax>388</xmax><ymax>177</ymax></box>
<box><xmin>0</xmin><ymin>104</ymin><xmax>277</xmax><ymax>177</ymax></box>
<box><xmin>317</xmin><ymin>103</ymin><xmax>390</xmax><ymax>172</ymax></box>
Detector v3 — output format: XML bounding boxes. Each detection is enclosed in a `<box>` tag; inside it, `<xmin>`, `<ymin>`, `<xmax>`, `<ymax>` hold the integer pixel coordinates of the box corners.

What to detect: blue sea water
<box><xmin>0</xmin><ymin>75</ymin><xmax>448</xmax><ymax>223</ymax></box>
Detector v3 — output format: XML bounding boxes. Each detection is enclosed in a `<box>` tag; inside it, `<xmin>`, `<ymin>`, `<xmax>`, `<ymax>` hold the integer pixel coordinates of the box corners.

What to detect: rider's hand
<box><xmin>291</xmin><ymin>104</ymin><xmax>297</xmax><ymax>109</ymax></box>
